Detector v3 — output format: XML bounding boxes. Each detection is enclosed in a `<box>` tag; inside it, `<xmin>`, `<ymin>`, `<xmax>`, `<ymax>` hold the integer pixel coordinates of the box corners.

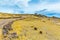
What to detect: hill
<box><xmin>0</xmin><ymin>13</ymin><xmax>60</xmax><ymax>40</ymax></box>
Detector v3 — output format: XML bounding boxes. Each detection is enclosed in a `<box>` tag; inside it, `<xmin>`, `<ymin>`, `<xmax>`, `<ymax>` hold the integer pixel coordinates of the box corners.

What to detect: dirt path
<box><xmin>0</xmin><ymin>18</ymin><xmax>21</xmax><ymax>28</ymax></box>
<box><xmin>0</xmin><ymin>18</ymin><xmax>22</xmax><ymax>40</ymax></box>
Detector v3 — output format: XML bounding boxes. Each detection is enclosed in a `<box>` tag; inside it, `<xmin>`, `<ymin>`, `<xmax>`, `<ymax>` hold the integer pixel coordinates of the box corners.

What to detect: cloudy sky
<box><xmin>0</xmin><ymin>0</ymin><xmax>60</xmax><ymax>18</ymax></box>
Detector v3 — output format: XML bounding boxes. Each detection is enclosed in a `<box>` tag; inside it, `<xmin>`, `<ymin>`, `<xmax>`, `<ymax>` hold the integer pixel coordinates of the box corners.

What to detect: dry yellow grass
<box><xmin>11</xmin><ymin>17</ymin><xmax>60</xmax><ymax>40</ymax></box>
<box><xmin>0</xmin><ymin>13</ymin><xmax>60</xmax><ymax>40</ymax></box>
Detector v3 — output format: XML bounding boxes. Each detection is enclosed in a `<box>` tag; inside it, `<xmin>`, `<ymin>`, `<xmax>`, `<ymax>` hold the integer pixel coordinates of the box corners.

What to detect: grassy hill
<box><xmin>0</xmin><ymin>13</ymin><xmax>60</xmax><ymax>40</ymax></box>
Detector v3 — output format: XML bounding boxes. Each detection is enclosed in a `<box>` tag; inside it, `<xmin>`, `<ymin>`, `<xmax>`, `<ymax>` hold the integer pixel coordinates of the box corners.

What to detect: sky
<box><xmin>0</xmin><ymin>0</ymin><xmax>60</xmax><ymax>18</ymax></box>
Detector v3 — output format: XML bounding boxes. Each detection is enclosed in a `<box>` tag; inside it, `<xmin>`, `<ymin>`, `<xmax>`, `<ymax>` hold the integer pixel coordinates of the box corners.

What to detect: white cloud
<box><xmin>0</xmin><ymin>0</ymin><xmax>31</xmax><ymax>13</ymax></box>
<box><xmin>0</xmin><ymin>0</ymin><xmax>60</xmax><ymax>13</ymax></box>
<box><xmin>22</xmin><ymin>2</ymin><xmax>60</xmax><ymax>14</ymax></box>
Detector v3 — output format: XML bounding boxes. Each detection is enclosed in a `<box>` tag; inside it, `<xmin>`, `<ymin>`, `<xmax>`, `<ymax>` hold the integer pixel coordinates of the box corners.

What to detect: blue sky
<box><xmin>0</xmin><ymin>0</ymin><xmax>60</xmax><ymax>18</ymax></box>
